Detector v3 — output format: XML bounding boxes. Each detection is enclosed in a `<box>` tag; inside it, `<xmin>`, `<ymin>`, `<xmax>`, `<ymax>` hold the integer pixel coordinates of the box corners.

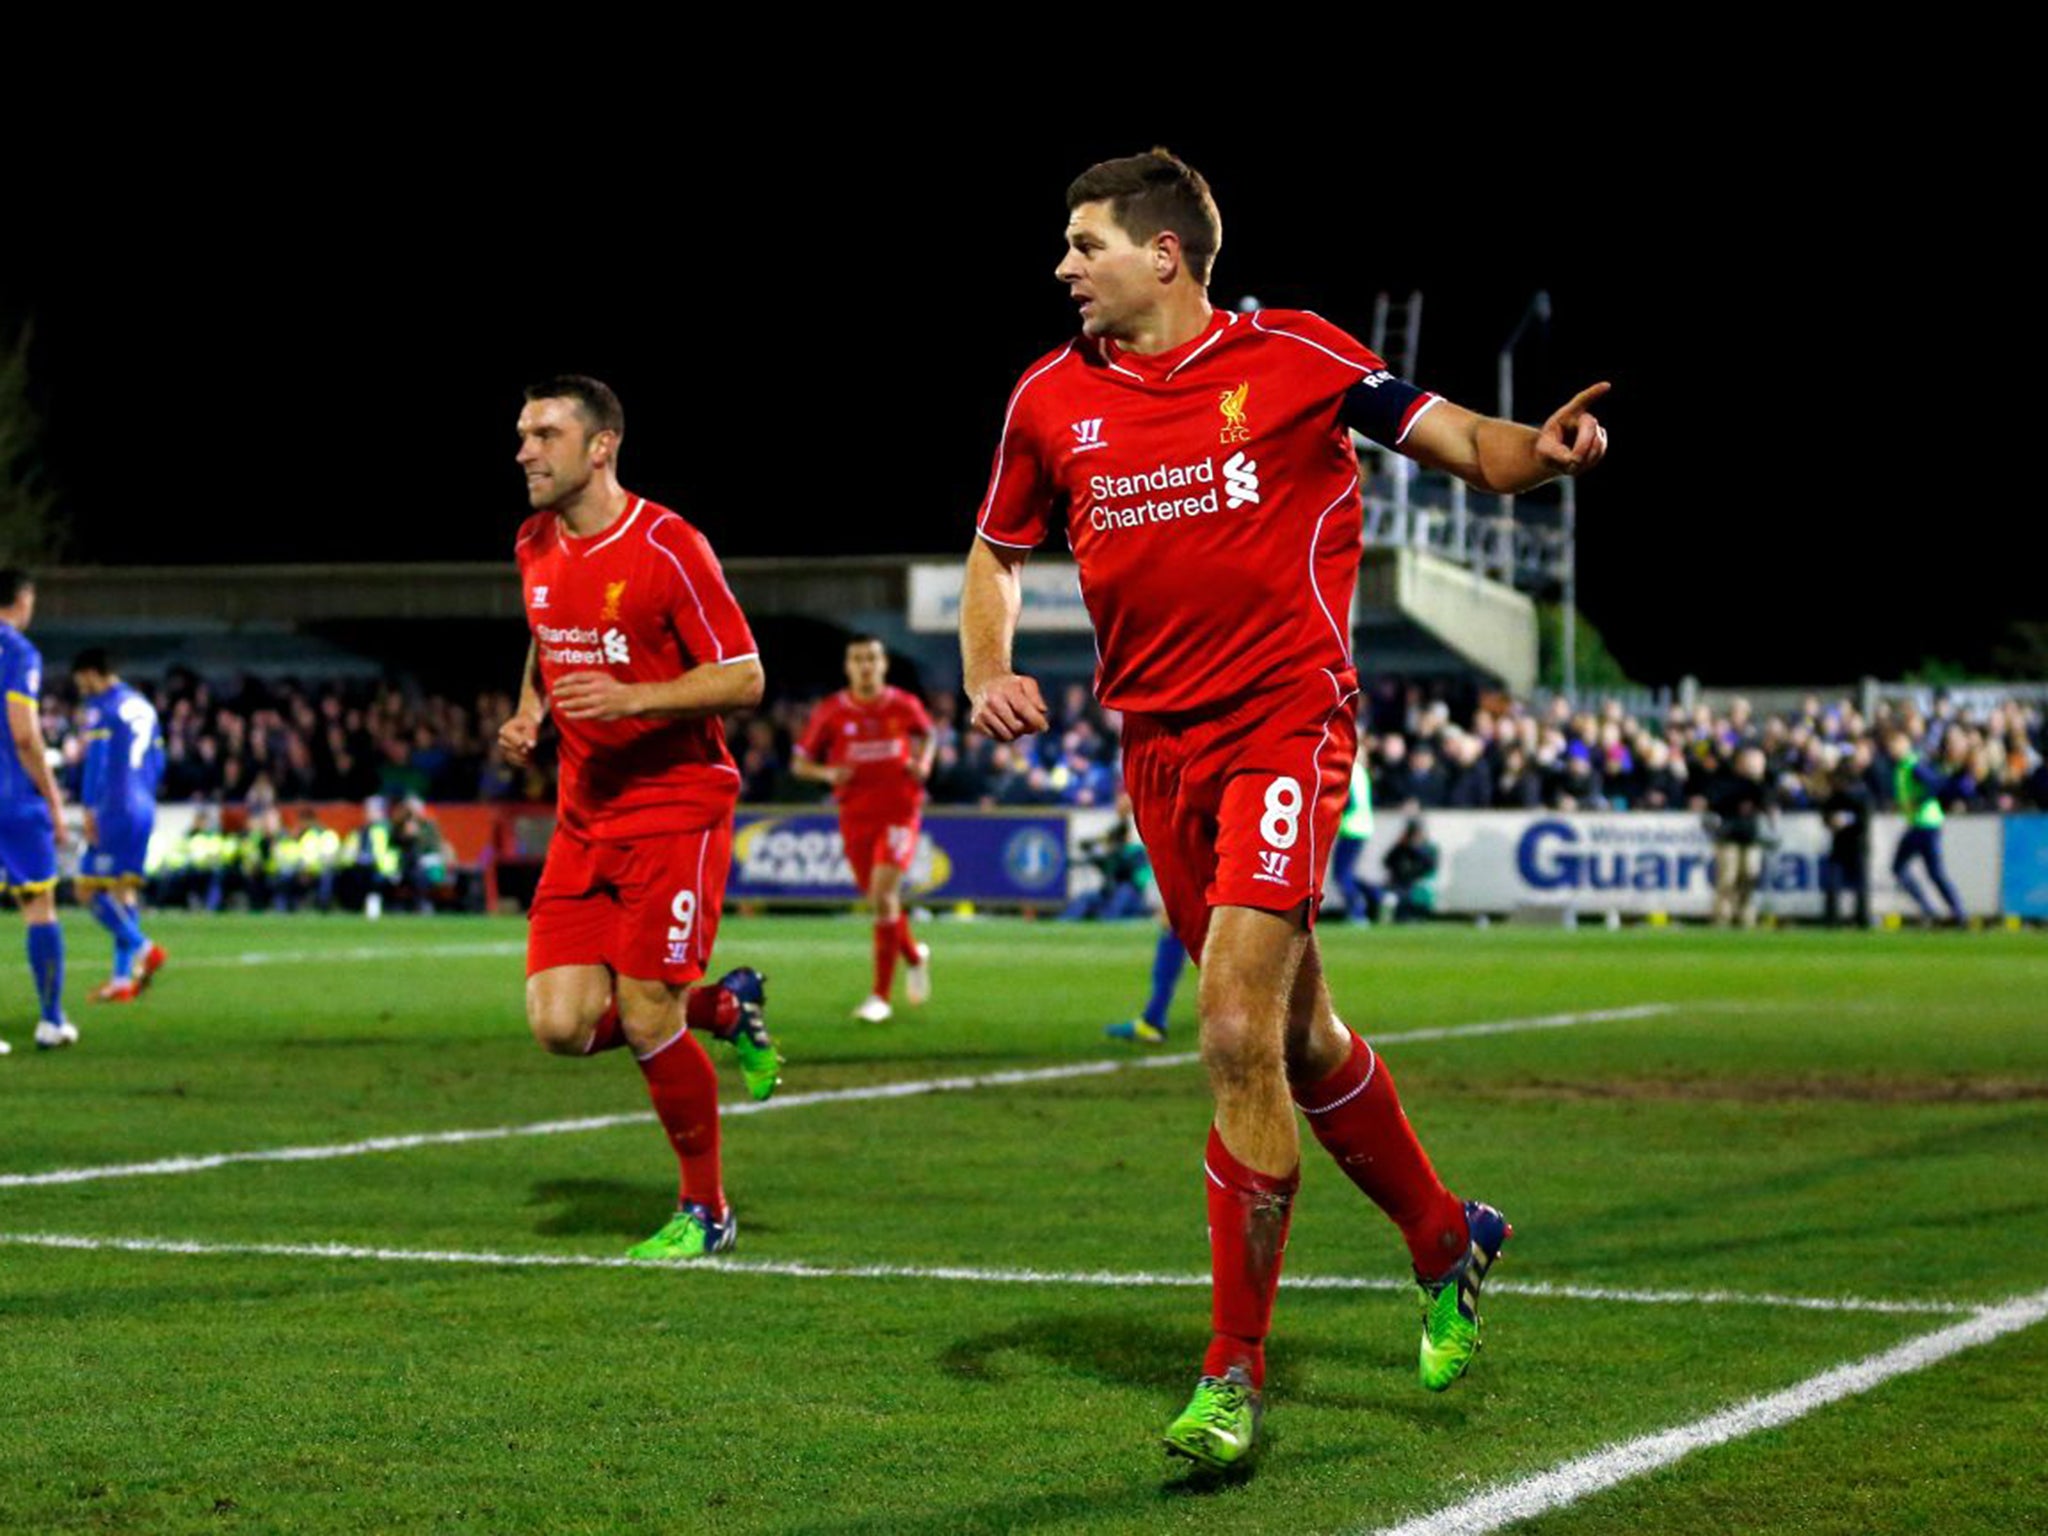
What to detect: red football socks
<box><xmin>635</xmin><ymin>1028</ymin><xmax>725</xmax><ymax>1218</ymax></box>
<box><xmin>683</xmin><ymin>982</ymin><xmax>739</xmax><ymax>1036</ymax></box>
<box><xmin>873</xmin><ymin>922</ymin><xmax>898</xmax><ymax>998</ymax></box>
<box><xmin>894</xmin><ymin>913</ymin><xmax>922</xmax><ymax>963</ymax></box>
<box><xmin>1201</xmin><ymin>1125</ymin><xmax>1299</xmax><ymax>1391</ymax></box>
<box><xmin>1295</xmin><ymin>1030</ymin><xmax>1467</xmax><ymax>1277</ymax></box>
<box><xmin>580</xmin><ymin>1001</ymin><xmax>624</xmax><ymax>1055</ymax></box>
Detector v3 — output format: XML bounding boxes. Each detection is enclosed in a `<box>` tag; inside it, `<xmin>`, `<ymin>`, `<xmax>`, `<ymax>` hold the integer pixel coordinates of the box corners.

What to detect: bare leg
<box><xmin>1198</xmin><ymin>904</ymin><xmax>1308</xmax><ymax>1177</ymax></box>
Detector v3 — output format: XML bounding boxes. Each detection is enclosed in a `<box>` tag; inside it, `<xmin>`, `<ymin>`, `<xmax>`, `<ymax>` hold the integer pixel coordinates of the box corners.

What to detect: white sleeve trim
<box><xmin>1394</xmin><ymin>395</ymin><xmax>1442</xmax><ymax>445</ymax></box>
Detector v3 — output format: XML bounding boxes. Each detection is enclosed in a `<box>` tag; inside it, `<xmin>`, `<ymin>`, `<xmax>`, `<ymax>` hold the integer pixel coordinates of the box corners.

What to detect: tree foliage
<box><xmin>0</xmin><ymin>320</ymin><xmax>62</xmax><ymax>562</ymax></box>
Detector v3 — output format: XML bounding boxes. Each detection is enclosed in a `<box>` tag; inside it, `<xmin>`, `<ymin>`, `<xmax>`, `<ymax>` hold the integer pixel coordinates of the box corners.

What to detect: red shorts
<box><xmin>527</xmin><ymin>823</ymin><xmax>731</xmax><ymax>987</ymax></box>
<box><xmin>839</xmin><ymin>806</ymin><xmax>921</xmax><ymax>891</ymax></box>
<box><xmin>1121</xmin><ymin>669</ymin><xmax>1358</xmax><ymax>962</ymax></box>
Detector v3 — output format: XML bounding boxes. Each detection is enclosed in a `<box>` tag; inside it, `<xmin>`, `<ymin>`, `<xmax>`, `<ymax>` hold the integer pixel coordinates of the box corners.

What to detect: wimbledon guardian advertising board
<box><xmin>1355</xmin><ymin>811</ymin><xmax>2003</xmax><ymax>919</ymax></box>
<box><xmin>728</xmin><ymin>808</ymin><xmax>1068</xmax><ymax>906</ymax></box>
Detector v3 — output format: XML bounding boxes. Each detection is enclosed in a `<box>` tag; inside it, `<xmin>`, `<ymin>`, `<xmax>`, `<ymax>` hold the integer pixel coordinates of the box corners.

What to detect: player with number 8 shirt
<box><xmin>501</xmin><ymin>375</ymin><xmax>784</xmax><ymax>1262</ymax></box>
<box><xmin>963</xmin><ymin>150</ymin><xmax>1610</xmax><ymax>1467</ymax></box>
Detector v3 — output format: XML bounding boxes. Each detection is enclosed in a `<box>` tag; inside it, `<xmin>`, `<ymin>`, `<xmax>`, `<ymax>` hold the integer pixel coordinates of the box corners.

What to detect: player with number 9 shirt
<box><xmin>962</xmin><ymin>150</ymin><xmax>1610</xmax><ymax>1467</ymax></box>
<box><xmin>501</xmin><ymin>375</ymin><xmax>783</xmax><ymax>1262</ymax></box>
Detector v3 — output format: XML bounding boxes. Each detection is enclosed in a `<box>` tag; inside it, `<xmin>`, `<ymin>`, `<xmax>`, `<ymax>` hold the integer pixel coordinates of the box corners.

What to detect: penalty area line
<box><xmin>1355</xmin><ymin>1283</ymin><xmax>2048</xmax><ymax>1536</ymax></box>
<box><xmin>0</xmin><ymin>1003</ymin><xmax>1675</xmax><ymax>1192</ymax></box>
<box><xmin>0</xmin><ymin>1232</ymin><xmax>1979</xmax><ymax>1317</ymax></box>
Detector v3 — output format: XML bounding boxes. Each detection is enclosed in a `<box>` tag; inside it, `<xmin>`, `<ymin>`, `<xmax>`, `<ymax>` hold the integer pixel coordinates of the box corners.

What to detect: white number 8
<box><xmin>1260</xmin><ymin>777</ymin><xmax>1303</xmax><ymax>850</ymax></box>
<box><xmin>670</xmin><ymin>888</ymin><xmax>697</xmax><ymax>943</ymax></box>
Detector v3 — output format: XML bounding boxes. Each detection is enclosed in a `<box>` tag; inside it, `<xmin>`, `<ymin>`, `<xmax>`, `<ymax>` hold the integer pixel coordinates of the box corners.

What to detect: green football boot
<box><xmin>712</xmin><ymin>967</ymin><xmax>782</xmax><ymax>1102</ymax></box>
<box><xmin>1418</xmin><ymin>1200</ymin><xmax>1512</xmax><ymax>1391</ymax></box>
<box><xmin>1161</xmin><ymin>1366</ymin><xmax>1262</xmax><ymax>1469</ymax></box>
<box><xmin>625</xmin><ymin>1201</ymin><xmax>737</xmax><ymax>1261</ymax></box>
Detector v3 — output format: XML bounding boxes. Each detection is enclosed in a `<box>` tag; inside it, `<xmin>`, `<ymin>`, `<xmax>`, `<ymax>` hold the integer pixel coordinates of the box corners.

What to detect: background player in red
<box><xmin>498</xmin><ymin>375</ymin><xmax>783</xmax><ymax>1261</ymax></box>
<box><xmin>962</xmin><ymin>151</ymin><xmax>1609</xmax><ymax>1467</ymax></box>
<box><xmin>792</xmin><ymin>636</ymin><xmax>936</xmax><ymax>1021</ymax></box>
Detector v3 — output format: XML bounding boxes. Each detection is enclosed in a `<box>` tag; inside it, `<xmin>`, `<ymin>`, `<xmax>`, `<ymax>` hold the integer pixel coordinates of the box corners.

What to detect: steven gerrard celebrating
<box><xmin>963</xmin><ymin>151</ymin><xmax>1609</xmax><ymax>1467</ymax></box>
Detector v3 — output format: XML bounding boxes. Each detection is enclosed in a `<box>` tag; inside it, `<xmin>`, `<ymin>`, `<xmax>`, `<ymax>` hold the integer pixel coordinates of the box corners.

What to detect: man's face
<box><xmin>845</xmin><ymin>642</ymin><xmax>887</xmax><ymax>696</ymax></box>
<box><xmin>515</xmin><ymin>397</ymin><xmax>608</xmax><ymax>510</ymax></box>
<box><xmin>1055</xmin><ymin>201</ymin><xmax>1161</xmax><ymax>340</ymax></box>
<box><xmin>73</xmin><ymin>668</ymin><xmax>108</xmax><ymax>697</ymax></box>
<box><xmin>5</xmin><ymin>584</ymin><xmax>35</xmax><ymax>629</ymax></box>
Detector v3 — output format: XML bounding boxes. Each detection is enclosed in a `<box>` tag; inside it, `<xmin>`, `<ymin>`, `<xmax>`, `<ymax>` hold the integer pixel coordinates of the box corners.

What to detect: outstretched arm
<box><xmin>961</xmin><ymin>538</ymin><xmax>1049</xmax><ymax>742</ymax></box>
<box><xmin>1399</xmin><ymin>383</ymin><xmax>1611</xmax><ymax>495</ymax></box>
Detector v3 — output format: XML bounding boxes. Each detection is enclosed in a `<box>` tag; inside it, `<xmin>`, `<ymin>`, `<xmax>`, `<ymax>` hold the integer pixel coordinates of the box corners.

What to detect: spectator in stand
<box><xmin>1633</xmin><ymin>738</ymin><xmax>1689</xmax><ymax>809</ymax></box>
<box><xmin>1442</xmin><ymin>730</ymin><xmax>1494</xmax><ymax>809</ymax></box>
<box><xmin>737</xmin><ymin>718</ymin><xmax>783</xmax><ymax>802</ymax></box>
<box><xmin>1405</xmin><ymin>743</ymin><xmax>1449</xmax><ymax>809</ymax></box>
<box><xmin>1550</xmin><ymin>747</ymin><xmax>1606</xmax><ymax>811</ymax></box>
<box><xmin>1371</xmin><ymin>733</ymin><xmax>1414</xmax><ymax>809</ymax></box>
<box><xmin>1492</xmin><ymin>745</ymin><xmax>1544</xmax><ymax>809</ymax></box>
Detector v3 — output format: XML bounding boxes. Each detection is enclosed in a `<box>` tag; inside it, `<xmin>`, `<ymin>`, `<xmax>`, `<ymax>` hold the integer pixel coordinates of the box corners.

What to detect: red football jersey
<box><xmin>796</xmin><ymin>685</ymin><xmax>934</xmax><ymax>817</ymax></box>
<box><xmin>516</xmin><ymin>494</ymin><xmax>758</xmax><ymax>839</ymax></box>
<box><xmin>976</xmin><ymin>309</ymin><xmax>1436</xmax><ymax>715</ymax></box>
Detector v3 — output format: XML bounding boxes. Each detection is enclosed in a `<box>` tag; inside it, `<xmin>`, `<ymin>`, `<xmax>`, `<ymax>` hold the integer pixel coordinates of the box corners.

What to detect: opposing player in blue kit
<box><xmin>72</xmin><ymin>649</ymin><xmax>168</xmax><ymax>1003</ymax></box>
<box><xmin>0</xmin><ymin>569</ymin><xmax>75</xmax><ymax>1053</ymax></box>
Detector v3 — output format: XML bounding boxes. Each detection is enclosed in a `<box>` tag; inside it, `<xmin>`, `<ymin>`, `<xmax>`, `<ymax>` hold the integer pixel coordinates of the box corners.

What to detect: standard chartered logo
<box><xmin>1223</xmin><ymin>451</ymin><xmax>1260</xmax><ymax>508</ymax></box>
<box><xmin>1086</xmin><ymin>454</ymin><xmax>1273</xmax><ymax>535</ymax></box>
<box><xmin>603</xmin><ymin>628</ymin><xmax>631</xmax><ymax>664</ymax></box>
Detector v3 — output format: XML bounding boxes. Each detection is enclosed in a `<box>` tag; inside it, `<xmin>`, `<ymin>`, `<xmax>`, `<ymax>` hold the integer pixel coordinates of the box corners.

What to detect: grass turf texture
<box><xmin>2</xmin><ymin>914</ymin><xmax>2044</xmax><ymax>1533</ymax></box>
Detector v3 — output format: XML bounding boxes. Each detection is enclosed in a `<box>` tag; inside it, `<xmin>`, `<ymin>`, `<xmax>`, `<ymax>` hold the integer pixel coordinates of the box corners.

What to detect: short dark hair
<box><xmin>1067</xmin><ymin>148</ymin><xmax>1222</xmax><ymax>285</ymax></box>
<box><xmin>524</xmin><ymin>375</ymin><xmax>624</xmax><ymax>439</ymax></box>
<box><xmin>0</xmin><ymin>567</ymin><xmax>32</xmax><ymax>607</ymax></box>
<box><xmin>72</xmin><ymin>646</ymin><xmax>113</xmax><ymax>677</ymax></box>
<box><xmin>847</xmin><ymin>634</ymin><xmax>885</xmax><ymax>651</ymax></box>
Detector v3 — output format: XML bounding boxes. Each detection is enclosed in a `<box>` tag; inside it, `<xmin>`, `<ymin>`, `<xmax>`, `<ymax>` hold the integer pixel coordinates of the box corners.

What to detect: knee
<box><xmin>1198</xmin><ymin>984</ymin><xmax>1283</xmax><ymax>1092</ymax></box>
<box><xmin>525</xmin><ymin>985</ymin><xmax>599</xmax><ymax>1056</ymax></box>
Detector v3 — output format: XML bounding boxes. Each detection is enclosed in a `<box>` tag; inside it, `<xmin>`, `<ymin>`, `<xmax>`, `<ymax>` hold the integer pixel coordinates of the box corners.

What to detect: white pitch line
<box><xmin>1358</xmin><ymin>1284</ymin><xmax>2048</xmax><ymax>1536</ymax></box>
<box><xmin>0</xmin><ymin>1233</ymin><xmax>1977</xmax><ymax>1317</ymax></box>
<box><xmin>175</xmin><ymin>941</ymin><xmax>528</xmax><ymax>969</ymax></box>
<box><xmin>0</xmin><ymin>1004</ymin><xmax>1673</xmax><ymax>1192</ymax></box>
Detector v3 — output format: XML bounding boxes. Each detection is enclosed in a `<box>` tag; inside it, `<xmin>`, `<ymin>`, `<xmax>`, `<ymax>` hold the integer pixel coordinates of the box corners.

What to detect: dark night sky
<box><xmin>2</xmin><ymin>105</ymin><xmax>2027</xmax><ymax>686</ymax></box>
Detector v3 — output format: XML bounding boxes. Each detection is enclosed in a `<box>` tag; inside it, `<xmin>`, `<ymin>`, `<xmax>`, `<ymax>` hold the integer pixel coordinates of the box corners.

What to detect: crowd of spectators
<box><xmin>44</xmin><ymin>669</ymin><xmax>530</xmax><ymax>809</ymax></box>
<box><xmin>1352</xmin><ymin>688</ymin><xmax>2048</xmax><ymax>818</ymax></box>
<box><xmin>41</xmin><ymin>665</ymin><xmax>2048</xmax><ymax>819</ymax></box>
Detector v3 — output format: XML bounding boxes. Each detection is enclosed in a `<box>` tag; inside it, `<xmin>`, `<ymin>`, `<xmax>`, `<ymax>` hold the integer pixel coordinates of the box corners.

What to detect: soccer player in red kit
<box><xmin>792</xmin><ymin>636</ymin><xmax>936</xmax><ymax>1021</ymax></box>
<box><xmin>962</xmin><ymin>152</ymin><xmax>1609</xmax><ymax>1467</ymax></box>
<box><xmin>499</xmin><ymin>375</ymin><xmax>784</xmax><ymax>1262</ymax></box>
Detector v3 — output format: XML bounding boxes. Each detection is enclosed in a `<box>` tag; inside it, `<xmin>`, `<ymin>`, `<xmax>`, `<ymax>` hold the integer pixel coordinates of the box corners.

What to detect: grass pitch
<box><xmin>3</xmin><ymin>914</ymin><xmax>2045</xmax><ymax>1533</ymax></box>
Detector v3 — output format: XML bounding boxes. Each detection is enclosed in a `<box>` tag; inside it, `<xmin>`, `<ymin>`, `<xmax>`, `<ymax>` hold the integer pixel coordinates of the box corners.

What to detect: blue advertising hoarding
<box><xmin>2002</xmin><ymin>815</ymin><xmax>2048</xmax><ymax>919</ymax></box>
<box><xmin>729</xmin><ymin>808</ymin><xmax>1068</xmax><ymax>906</ymax></box>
